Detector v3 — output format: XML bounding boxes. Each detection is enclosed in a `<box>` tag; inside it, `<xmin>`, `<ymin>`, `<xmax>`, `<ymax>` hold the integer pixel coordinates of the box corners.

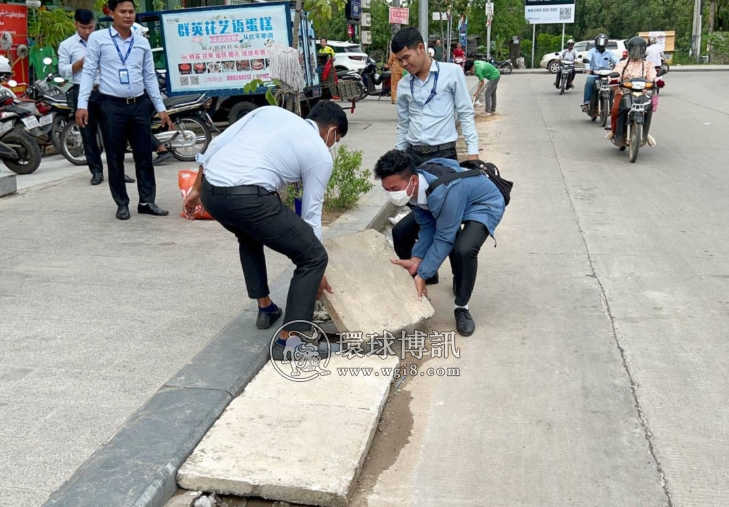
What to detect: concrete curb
<box><xmin>42</xmin><ymin>186</ymin><xmax>391</xmax><ymax>507</ymax></box>
<box><xmin>0</xmin><ymin>173</ymin><xmax>17</xmax><ymax>197</ymax></box>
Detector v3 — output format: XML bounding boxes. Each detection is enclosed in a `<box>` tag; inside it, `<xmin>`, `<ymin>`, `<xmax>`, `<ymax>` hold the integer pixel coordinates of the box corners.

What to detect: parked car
<box><xmin>318</xmin><ymin>41</ymin><xmax>368</xmax><ymax>72</ymax></box>
<box><xmin>541</xmin><ymin>39</ymin><xmax>627</xmax><ymax>73</ymax></box>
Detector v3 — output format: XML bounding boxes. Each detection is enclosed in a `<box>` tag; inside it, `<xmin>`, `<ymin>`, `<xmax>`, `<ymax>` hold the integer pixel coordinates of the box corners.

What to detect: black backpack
<box><xmin>423</xmin><ymin>159</ymin><xmax>513</xmax><ymax>206</ymax></box>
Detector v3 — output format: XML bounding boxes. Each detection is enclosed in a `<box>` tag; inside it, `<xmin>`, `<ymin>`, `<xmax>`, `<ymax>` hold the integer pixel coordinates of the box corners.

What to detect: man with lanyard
<box><xmin>76</xmin><ymin>0</ymin><xmax>174</xmax><ymax>221</ymax></box>
<box><xmin>182</xmin><ymin>102</ymin><xmax>348</xmax><ymax>359</ymax></box>
<box><xmin>554</xmin><ymin>39</ymin><xmax>577</xmax><ymax>90</ymax></box>
<box><xmin>390</xmin><ymin>27</ymin><xmax>479</xmax><ymax>286</ymax></box>
<box><xmin>582</xmin><ymin>34</ymin><xmax>618</xmax><ymax>111</ymax></box>
<box><xmin>58</xmin><ymin>9</ymin><xmax>135</xmax><ymax>186</ymax></box>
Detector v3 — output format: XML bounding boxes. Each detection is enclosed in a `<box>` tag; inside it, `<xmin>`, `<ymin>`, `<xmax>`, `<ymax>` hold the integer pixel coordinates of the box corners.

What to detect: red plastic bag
<box><xmin>178</xmin><ymin>169</ymin><xmax>214</xmax><ymax>220</ymax></box>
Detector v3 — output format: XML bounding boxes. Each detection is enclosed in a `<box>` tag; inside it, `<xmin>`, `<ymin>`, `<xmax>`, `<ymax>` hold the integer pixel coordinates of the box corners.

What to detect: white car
<box><xmin>319</xmin><ymin>41</ymin><xmax>368</xmax><ymax>72</ymax></box>
<box><xmin>541</xmin><ymin>39</ymin><xmax>627</xmax><ymax>73</ymax></box>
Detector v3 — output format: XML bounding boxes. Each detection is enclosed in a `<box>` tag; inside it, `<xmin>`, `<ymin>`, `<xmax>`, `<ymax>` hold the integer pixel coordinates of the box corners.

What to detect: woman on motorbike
<box><xmin>606</xmin><ymin>36</ymin><xmax>657</xmax><ymax>146</ymax></box>
<box><xmin>453</xmin><ymin>43</ymin><xmax>465</xmax><ymax>66</ymax></box>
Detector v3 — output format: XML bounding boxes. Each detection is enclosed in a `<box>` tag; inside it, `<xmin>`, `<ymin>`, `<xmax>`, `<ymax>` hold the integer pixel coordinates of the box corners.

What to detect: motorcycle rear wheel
<box><xmin>170</xmin><ymin>116</ymin><xmax>212</xmax><ymax>162</ymax></box>
<box><xmin>50</xmin><ymin>114</ymin><xmax>68</xmax><ymax>154</ymax></box>
<box><xmin>1</xmin><ymin>130</ymin><xmax>42</xmax><ymax>174</ymax></box>
<box><xmin>59</xmin><ymin>120</ymin><xmax>104</xmax><ymax>166</ymax></box>
<box><xmin>501</xmin><ymin>64</ymin><xmax>513</xmax><ymax>75</ymax></box>
<box><xmin>629</xmin><ymin>122</ymin><xmax>642</xmax><ymax>163</ymax></box>
<box><xmin>600</xmin><ymin>97</ymin><xmax>609</xmax><ymax>127</ymax></box>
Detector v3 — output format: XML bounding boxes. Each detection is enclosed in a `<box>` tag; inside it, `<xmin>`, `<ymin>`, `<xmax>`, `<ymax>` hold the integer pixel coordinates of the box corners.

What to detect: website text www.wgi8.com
<box><xmin>337</xmin><ymin>364</ymin><xmax>461</xmax><ymax>378</ymax></box>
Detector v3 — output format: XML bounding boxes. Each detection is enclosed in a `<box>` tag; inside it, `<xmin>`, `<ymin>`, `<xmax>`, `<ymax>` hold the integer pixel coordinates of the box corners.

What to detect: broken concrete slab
<box><xmin>177</xmin><ymin>355</ymin><xmax>399</xmax><ymax>507</ymax></box>
<box><xmin>321</xmin><ymin>229</ymin><xmax>434</xmax><ymax>334</ymax></box>
<box><xmin>0</xmin><ymin>173</ymin><xmax>17</xmax><ymax>197</ymax></box>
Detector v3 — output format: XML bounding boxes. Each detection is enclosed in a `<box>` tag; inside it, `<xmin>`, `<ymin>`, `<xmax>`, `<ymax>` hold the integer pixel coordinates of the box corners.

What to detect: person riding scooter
<box><xmin>605</xmin><ymin>36</ymin><xmax>658</xmax><ymax>146</ymax></box>
<box><xmin>555</xmin><ymin>39</ymin><xmax>577</xmax><ymax>89</ymax></box>
<box><xmin>582</xmin><ymin>34</ymin><xmax>619</xmax><ymax>112</ymax></box>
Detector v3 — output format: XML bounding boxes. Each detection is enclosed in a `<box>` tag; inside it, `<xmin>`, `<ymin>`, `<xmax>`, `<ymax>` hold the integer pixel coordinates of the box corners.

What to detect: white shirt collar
<box><xmin>411</xmin><ymin>174</ymin><xmax>429</xmax><ymax>209</ymax></box>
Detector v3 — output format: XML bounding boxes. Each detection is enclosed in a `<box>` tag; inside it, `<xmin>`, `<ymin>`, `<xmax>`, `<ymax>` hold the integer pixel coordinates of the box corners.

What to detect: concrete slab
<box><xmin>177</xmin><ymin>355</ymin><xmax>399</xmax><ymax>507</ymax></box>
<box><xmin>0</xmin><ymin>174</ymin><xmax>16</xmax><ymax>197</ymax></box>
<box><xmin>321</xmin><ymin>229</ymin><xmax>434</xmax><ymax>334</ymax></box>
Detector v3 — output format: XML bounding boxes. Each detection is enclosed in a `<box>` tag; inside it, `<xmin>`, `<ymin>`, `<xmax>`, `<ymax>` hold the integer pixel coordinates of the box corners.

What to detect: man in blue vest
<box><xmin>375</xmin><ymin>150</ymin><xmax>505</xmax><ymax>336</ymax></box>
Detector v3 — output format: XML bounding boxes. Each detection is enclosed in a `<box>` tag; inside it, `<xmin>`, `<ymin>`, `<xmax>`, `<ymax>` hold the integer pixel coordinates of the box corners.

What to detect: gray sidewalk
<box><xmin>0</xmin><ymin>98</ymin><xmax>397</xmax><ymax>506</ymax></box>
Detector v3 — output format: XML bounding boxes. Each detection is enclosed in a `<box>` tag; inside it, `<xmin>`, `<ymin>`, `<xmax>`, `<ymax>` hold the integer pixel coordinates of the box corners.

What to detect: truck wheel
<box><xmin>228</xmin><ymin>102</ymin><xmax>258</xmax><ymax>125</ymax></box>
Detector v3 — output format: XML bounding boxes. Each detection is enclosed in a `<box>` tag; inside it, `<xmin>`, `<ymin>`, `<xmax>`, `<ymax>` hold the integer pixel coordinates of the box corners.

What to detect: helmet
<box><xmin>627</xmin><ymin>36</ymin><xmax>647</xmax><ymax>60</ymax></box>
<box><xmin>567</xmin><ymin>39</ymin><xmax>575</xmax><ymax>45</ymax></box>
<box><xmin>594</xmin><ymin>33</ymin><xmax>608</xmax><ymax>52</ymax></box>
<box><xmin>132</xmin><ymin>23</ymin><xmax>149</xmax><ymax>35</ymax></box>
<box><xmin>649</xmin><ymin>36</ymin><xmax>657</xmax><ymax>45</ymax></box>
<box><xmin>428</xmin><ymin>47</ymin><xmax>435</xmax><ymax>57</ymax></box>
<box><xmin>0</xmin><ymin>55</ymin><xmax>12</xmax><ymax>74</ymax></box>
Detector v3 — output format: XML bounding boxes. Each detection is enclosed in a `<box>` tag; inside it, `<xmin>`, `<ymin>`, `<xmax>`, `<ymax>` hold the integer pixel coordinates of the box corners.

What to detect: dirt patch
<box><xmin>322</xmin><ymin>208</ymin><xmax>344</xmax><ymax>226</ymax></box>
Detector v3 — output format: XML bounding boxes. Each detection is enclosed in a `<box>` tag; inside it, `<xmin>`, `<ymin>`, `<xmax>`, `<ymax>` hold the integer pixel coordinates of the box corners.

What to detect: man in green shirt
<box><xmin>464</xmin><ymin>59</ymin><xmax>500</xmax><ymax>116</ymax></box>
<box><xmin>433</xmin><ymin>39</ymin><xmax>444</xmax><ymax>62</ymax></box>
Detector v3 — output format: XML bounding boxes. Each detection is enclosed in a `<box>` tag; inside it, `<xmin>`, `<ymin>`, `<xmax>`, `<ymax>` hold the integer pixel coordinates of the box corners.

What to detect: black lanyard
<box><xmin>109</xmin><ymin>28</ymin><xmax>134</xmax><ymax>66</ymax></box>
<box><xmin>410</xmin><ymin>61</ymin><xmax>439</xmax><ymax>107</ymax></box>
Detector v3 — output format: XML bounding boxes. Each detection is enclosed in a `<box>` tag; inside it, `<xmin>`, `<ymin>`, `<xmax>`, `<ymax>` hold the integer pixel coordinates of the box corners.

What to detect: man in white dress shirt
<box><xmin>182</xmin><ymin>101</ymin><xmax>348</xmax><ymax>357</ymax></box>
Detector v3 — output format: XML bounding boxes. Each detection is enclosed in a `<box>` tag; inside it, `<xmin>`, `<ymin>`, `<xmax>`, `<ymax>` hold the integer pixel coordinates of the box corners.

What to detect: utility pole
<box><xmin>692</xmin><ymin>0</ymin><xmax>703</xmax><ymax>63</ymax></box>
<box><xmin>392</xmin><ymin>0</ymin><xmax>401</xmax><ymax>39</ymax></box>
<box><xmin>485</xmin><ymin>0</ymin><xmax>493</xmax><ymax>59</ymax></box>
<box><xmin>419</xmin><ymin>0</ymin><xmax>429</xmax><ymax>47</ymax></box>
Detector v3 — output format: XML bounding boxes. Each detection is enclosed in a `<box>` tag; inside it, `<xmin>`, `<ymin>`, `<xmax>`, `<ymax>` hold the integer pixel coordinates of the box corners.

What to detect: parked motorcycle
<box><xmin>336</xmin><ymin>69</ymin><xmax>367</xmax><ymax>102</ymax></box>
<box><xmin>557</xmin><ymin>61</ymin><xmax>575</xmax><ymax>95</ymax></box>
<box><xmin>59</xmin><ymin>93</ymin><xmax>214</xmax><ymax>165</ymax></box>
<box><xmin>488</xmin><ymin>56</ymin><xmax>513</xmax><ymax>75</ymax></box>
<box><xmin>361</xmin><ymin>58</ymin><xmax>391</xmax><ymax>100</ymax></box>
<box><xmin>0</xmin><ymin>95</ymin><xmax>43</xmax><ymax>174</ymax></box>
<box><xmin>608</xmin><ymin>73</ymin><xmax>656</xmax><ymax>163</ymax></box>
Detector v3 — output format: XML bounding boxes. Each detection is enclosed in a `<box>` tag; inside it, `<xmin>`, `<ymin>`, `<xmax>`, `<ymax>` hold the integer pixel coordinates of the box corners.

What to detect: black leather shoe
<box><xmin>137</xmin><ymin>203</ymin><xmax>169</xmax><ymax>216</ymax></box>
<box><xmin>116</xmin><ymin>205</ymin><xmax>130</xmax><ymax>220</ymax></box>
<box><xmin>256</xmin><ymin>306</ymin><xmax>282</xmax><ymax>330</ymax></box>
<box><xmin>90</xmin><ymin>173</ymin><xmax>104</xmax><ymax>185</ymax></box>
<box><xmin>425</xmin><ymin>272</ymin><xmax>439</xmax><ymax>285</ymax></box>
<box><xmin>455</xmin><ymin>308</ymin><xmax>475</xmax><ymax>337</ymax></box>
<box><xmin>124</xmin><ymin>174</ymin><xmax>135</xmax><ymax>184</ymax></box>
<box><xmin>153</xmin><ymin>151</ymin><xmax>174</xmax><ymax>165</ymax></box>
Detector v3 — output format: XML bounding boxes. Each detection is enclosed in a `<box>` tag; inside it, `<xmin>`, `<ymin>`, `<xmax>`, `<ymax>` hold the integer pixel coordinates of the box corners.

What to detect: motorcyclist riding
<box><xmin>555</xmin><ymin>39</ymin><xmax>577</xmax><ymax>89</ymax></box>
<box><xmin>582</xmin><ymin>34</ymin><xmax>619</xmax><ymax>111</ymax></box>
<box><xmin>606</xmin><ymin>36</ymin><xmax>658</xmax><ymax>146</ymax></box>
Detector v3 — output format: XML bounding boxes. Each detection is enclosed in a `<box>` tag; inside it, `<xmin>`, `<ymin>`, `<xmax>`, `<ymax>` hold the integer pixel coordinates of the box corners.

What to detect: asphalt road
<box><xmin>350</xmin><ymin>71</ymin><xmax>729</xmax><ymax>507</ymax></box>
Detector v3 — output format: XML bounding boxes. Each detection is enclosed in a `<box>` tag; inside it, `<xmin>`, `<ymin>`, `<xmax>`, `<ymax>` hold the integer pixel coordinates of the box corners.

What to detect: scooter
<box><xmin>454</xmin><ymin>56</ymin><xmax>466</xmax><ymax>70</ymax></box>
<box><xmin>59</xmin><ymin>93</ymin><xmax>215</xmax><ymax>166</ymax></box>
<box><xmin>608</xmin><ymin>73</ymin><xmax>660</xmax><ymax>163</ymax></box>
<box><xmin>488</xmin><ymin>56</ymin><xmax>513</xmax><ymax>75</ymax></box>
<box><xmin>583</xmin><ymin>60</ymin><xmax>614</xmax><ymax>128</ymax></box>
<box><xmin>361</xmin><ymin>58</ymin><xmax>391</xmax><ymax>100</ymax></box>
<box><xmin>557</xmin><ymin>61</ymin><xmax>575</xmax><ymax>95</ymax></box>
<box><xmin>0</xmin><ymin>95</ymin><xmax>43</xmax><ymax>174</ymax></box>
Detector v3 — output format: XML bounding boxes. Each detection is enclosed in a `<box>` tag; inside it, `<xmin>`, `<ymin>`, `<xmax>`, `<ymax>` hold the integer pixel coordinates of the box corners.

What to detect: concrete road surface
<box><xmin>350</xmin><ymin>72</ymin><xmax>729</xmax><ymax>507</ymax></box>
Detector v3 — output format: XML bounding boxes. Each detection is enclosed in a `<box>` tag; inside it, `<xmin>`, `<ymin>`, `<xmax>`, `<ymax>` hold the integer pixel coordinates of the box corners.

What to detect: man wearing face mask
<box><xmin>182</xmin><ymin>102</ymin><xmax>348</xmax><ymax>355</ymax></box>
<box><xmin>375</xmin><ymin>150</ymin><xmax>505</xmax><ymax>336</ymax></box>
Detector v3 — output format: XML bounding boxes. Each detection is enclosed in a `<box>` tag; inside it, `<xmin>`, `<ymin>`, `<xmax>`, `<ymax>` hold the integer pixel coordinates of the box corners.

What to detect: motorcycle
<box><xmin>360</xmin><ymin>58</ymin><xmax>391</xmax><ymax>100</ymax></box>
<box><xmin>335</xmin><ymin>69</ymin><xmax>367</xmax><ymax>102</ymax></box>
<box><xmin>0</xmin><ymin>97</ymin><xmax>43</xmax><ymax>174</ymax></box>
<box><xmin>584</xmin><ymin>64</ymin><xmax>614</xmax><ymax>127</ymax></box>
<box><xmin>454</xmin><ymin>56</ymin><xmax>466</xmax><ymax>70</ymax></box>
<box><xmin>59</xmin><ymin>93</ymin><xmax>214</xmax><ymax>166</ymax></box>
<box><xmin>557</xmin><ymin>61</ymin><xmax>575</xmax><ymax>95</ymax></box>
<box><xmin>608</xmin><ymin>73</ymin><xmax>656</xmax><ymax>163</ymax></box>
<box><xmin>488</xmin><ymin>56</ymin><xmax>513</xmax><ymax>75</ymax></box>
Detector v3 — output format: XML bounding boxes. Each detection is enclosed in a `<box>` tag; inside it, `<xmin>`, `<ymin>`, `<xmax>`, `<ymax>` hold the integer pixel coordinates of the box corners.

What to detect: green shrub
<box><xmin>326</xmin><ymin>146</ymin><xmax>373</xmax><ymax>211</ymax></box>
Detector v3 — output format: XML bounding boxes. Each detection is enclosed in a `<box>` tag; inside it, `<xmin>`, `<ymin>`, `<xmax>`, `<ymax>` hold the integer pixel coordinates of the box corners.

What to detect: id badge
<box><xmin>118</xmin><ymin>68</ymin><xmax>130</xmax><ymax>85</ymax></box>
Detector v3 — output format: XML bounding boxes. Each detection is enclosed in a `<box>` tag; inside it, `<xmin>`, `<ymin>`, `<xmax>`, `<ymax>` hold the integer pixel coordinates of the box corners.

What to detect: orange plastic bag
<box><xmin>178</xmin><ymin>169</ymin><xmax>214</xmax><ymax>220</ymax></box>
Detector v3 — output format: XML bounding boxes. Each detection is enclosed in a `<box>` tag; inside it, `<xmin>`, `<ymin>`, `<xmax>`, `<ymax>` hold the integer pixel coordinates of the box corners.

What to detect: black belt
<box><xmin>100</xmin><ymin>93</ymin><xmax>147</xmax><ymax>104</ymax></box>
<box><xmin>72</xmin><ymin>84</ymin><xmax>100</xmax><ymax>90</ymax></box>
<box><xmin>202</xmin><ymin>177</ymin><xmax>274</xmax><ymax>196</ymax></box>
<box><xmin>407</xmin><ymin>142</ymin><xmax>456</xmax><ymax>154</ymax></box>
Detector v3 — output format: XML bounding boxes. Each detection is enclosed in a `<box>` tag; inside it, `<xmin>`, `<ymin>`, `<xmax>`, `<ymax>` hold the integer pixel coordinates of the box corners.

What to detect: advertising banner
<box><xmin>389</xmin><ymin>7</ymin><xmax>409</xmax><ymax>25</ymax></box>
<box><xmin>0</xmin><ymin>4</ymin><xmax>29</xmax><ymax>94</ymax></box>
<box><xmin>525</xmin><ymin>0</ymin><xmax>575</xmax><ymax>24</ymax></box>
<box><xmin>160</xmin><ymin>4</ymin><xmax>291</xmax><ymax>95</ymax></box>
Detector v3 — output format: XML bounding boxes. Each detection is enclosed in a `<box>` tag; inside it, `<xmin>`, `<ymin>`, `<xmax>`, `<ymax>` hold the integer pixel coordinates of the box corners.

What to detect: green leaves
<box><xmin>28</xmin><ymin>8</ymin><xmax>75</xmax><ymax>49</ymax></box>
<box><xmin>305</xmin><ymin>0</ymin><xmax>346</xmax><ymax>33</ymax></box>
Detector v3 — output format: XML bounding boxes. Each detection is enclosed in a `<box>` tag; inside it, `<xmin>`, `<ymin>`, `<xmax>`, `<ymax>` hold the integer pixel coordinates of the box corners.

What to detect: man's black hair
<box><xmin>391</xmin><ymin>27</ymin><xmax>424</xmax><ymax>54</ymax></box>
<box><xmin>374</xmin><ymin>150</ymin><xmax>417</xmax><ymax>180</ymax></box>
<box><xmin>306</xmin><ymin>100</ymin><xmax>348</xmax><ymax>137</ymax></box>
<box><xmin>74</xmin><ymin>9</ymin><xmax>94</xmax><ymax>24</ymax></box>
<box><xmin>108</xmin><ymin>0</ymin><xmax>135</xmax><ymax>11</ymax></box>
<box><xmin>464</xmin><ymin>59</ymin><xmax>475</xmax><ymax>73</ymax></box>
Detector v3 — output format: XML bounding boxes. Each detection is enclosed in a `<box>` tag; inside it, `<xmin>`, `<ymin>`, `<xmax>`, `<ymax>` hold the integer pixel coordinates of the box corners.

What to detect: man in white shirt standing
<box><xmin>182</xmin><ymin>101</ymin><xmax>347</xmax><ymax>358</ymax></box>
<box><xmin>646</xmin><ymin>36</ymin><xmax>664</xmax><ymax>72</ymax></box>
<box><xmin>390</xmin><ymin>27</ymin><xmax>479</xmax><ymax>286</ymax></box>
<box><xmin>58</xmin><ymin>9</ymin><xmax>134</xmax><ymax>186</ymax></box>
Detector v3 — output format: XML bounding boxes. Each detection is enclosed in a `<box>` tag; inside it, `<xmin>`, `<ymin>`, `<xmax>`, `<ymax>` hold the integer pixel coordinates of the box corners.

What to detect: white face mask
<box><xmin>386</xmin><ymin>177</ymin><xmax>415</xmax><ymax>207</ymax></box>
